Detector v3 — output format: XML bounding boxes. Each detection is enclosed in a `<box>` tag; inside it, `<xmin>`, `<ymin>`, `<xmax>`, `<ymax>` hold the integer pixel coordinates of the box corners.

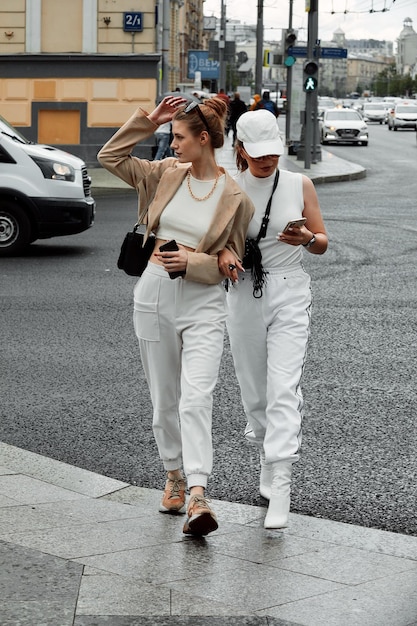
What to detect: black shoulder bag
<box><xmin>117</xmin><ymin>207</ymin><xmax>155</xmax><ymax>277</ymax></box>
<box><xmin>242</xmin><ymin>168</ymin><xmax>280</xmax><ymax>298</ymax></box>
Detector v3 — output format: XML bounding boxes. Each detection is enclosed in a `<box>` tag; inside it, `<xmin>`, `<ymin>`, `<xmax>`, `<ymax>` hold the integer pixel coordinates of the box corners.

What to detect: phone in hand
<box><xmin>282</xmin><ymin>218</ymin><xmax>307</xmax><ymax>233</ymax></box>
<box><xmin>159</xmin><ymin>240</ymin><xmax>185</xmax><ymax>279</ymax></box>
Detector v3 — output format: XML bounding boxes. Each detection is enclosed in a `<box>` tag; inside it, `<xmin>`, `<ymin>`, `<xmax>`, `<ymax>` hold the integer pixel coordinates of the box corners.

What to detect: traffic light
<box><xmin>303</xmin><ymin>59</ymin><xmax>319</xmax><ymax>92</ymax></box>
<box><xmin>282</xmin><ymin>29</ymin><xmax>297</xmax><ymax>67</ymax></box>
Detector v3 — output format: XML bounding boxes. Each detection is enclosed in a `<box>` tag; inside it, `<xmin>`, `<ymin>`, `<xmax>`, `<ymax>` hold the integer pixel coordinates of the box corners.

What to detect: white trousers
<box><xmin>226</xmin><ymin>265</ymin><xmax>311</xmax><ymax>465</ymax></box>
<box><xmin>133</xmin><ymin>263</ymin><xmax>226</xmax><ymax>489</ymax></box>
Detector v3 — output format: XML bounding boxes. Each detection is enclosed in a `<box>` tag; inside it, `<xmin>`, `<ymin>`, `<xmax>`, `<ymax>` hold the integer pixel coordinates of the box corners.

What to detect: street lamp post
<box><xmin>255</xmin><ymin>0</ymin><xmax>263</xmax><ymax>96</ymax></box>
<box><xmin>219</xmin><ymin>0</ymin><xmax>226</xmax><ymax>91</ymax></box>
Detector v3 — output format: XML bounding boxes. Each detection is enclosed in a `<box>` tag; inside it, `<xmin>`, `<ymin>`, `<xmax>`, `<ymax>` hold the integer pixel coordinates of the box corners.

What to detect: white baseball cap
<box><xmin>236</xmin><ymin>109</ymin><xmax>284</xmax><ymax>158</ymax></box>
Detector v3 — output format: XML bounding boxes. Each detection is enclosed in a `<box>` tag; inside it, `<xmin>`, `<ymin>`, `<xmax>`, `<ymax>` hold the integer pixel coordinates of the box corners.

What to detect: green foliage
<box><xmin>371</xmin><ymin>65</ymin><xmax>417</xmax><ymax>97</ymax></box>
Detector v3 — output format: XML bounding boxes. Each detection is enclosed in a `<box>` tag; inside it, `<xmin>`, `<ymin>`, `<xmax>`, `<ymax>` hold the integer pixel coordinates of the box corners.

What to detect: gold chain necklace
<box><xmin>186</xmin><ymin>169</ymin><xmax>220</xmax><ymax>202</ymax></box>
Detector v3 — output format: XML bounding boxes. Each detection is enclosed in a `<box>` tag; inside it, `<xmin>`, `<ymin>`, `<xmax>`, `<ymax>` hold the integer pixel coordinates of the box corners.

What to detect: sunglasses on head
<box><xmin>184</xmin><ymin>101</ymin><xmax>210</xmax><ymax>133</ymax></box>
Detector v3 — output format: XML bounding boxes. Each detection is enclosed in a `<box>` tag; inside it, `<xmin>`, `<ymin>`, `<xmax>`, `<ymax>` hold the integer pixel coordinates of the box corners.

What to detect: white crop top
<box><xmin>235</xmin><ymin>168</ymin><xmax>304</xmax><ymax>268</ymax></box>
<box><xmin>157</xmin><ymin>173</ymin><xmax>225</xmax><ymax>249</ymax></box>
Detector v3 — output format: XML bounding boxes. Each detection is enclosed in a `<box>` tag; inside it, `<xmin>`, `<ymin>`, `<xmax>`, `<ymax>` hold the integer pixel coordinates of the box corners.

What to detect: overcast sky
<box><xmin>203</xmin><ymin>0</ymin><xmax>417</xmax><ymax>45</ymax></box>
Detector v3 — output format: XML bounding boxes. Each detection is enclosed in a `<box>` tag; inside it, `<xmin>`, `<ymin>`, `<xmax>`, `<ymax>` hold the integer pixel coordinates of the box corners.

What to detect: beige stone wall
<box><xmin>0</xmin><ymin>0</ymin><xmax>157</xmax><ymax>55</ymax></box>
<box><xmin>41</xmin><ymin>0</ymin><xmax>83</xmax><ymax>53</ymax></box>
<box><xmin>347</xmin><ymin>57</ymin><xmax>386</xmax><ymax>92</ymax></box>
<box><xmin>97</xmin><ymin>0</ymin><xmax>156</xmax><ymax>53</ymax></box>
<box><xmin>0</xmin><ymin>77</ymin><xmax>157</xmax><ymax>129</ymax></box>
<box><xmin>0</xmin><ymin>0</ymin><xmax>25</xmax><ymax>54</ymax></box>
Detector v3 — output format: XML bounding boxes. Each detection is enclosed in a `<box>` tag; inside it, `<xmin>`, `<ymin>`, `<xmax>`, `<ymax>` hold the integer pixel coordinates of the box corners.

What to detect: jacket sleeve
<box><xmin>185</xmin><ymin>252</ymin><xmax>224</xmax><ymax>284</ymax></box>
<box><xmin>97</xmin><ymin>108</ymin><xmax>175</xmax><ymax>188</ymax></box>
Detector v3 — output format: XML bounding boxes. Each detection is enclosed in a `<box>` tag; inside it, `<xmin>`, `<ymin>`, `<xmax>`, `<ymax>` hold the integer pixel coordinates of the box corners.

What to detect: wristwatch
<box><xmin>303</xmin><ymin>234</ymin><xmax>316</xmax><ymax>249</ymax></box>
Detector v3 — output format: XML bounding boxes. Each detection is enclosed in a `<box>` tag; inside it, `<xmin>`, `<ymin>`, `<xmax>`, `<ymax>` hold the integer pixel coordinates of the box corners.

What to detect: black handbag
<box><xmin>242</xmin><ymin>169</ymin><xmax>280</xmax><ymax>298</ymax></box>
<box><xmin>117</xmin><ymin>223</ymin><xmax>155</xmax><ymax>277</ymax></box>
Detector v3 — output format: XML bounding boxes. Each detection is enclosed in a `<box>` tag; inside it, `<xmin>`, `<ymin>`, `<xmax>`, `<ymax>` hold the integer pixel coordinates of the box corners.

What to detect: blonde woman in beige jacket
<box><xmin>98</xmin><ymin>96</ymin><xmax>254</xmax><ymax>536</ymax></box>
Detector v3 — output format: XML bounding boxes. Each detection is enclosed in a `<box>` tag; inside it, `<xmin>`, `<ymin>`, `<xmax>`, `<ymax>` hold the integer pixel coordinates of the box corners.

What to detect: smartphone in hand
<box><xmin>159</xmin><ymin>239</ymin><xmax>179</xmax><ymax>252</ymax></box>
<box><xmin>159</xmin><ymin>240</ymin><xmax>185</xmax><ymax>279</ymax></box>
<box><xmin>282</xmin><ymin>218</ymin><xmax>307</xmax><ymax>233</ymax></box>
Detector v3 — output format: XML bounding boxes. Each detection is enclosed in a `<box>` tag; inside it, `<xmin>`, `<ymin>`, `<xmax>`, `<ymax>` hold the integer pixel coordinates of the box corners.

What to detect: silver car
<box><xmin>319</xmin><ymin>108</ymin><xmax>369</xmax><ymax>146</ymax></box>
<box><xmin>387</xmin><ymin>103</ymin><xmax>417</xmax><ymax>131</ymax></box>
<box><xmin>362</xmin><ymin>102</ymin><xmax>388</xmax><ymax>124</ymax></box>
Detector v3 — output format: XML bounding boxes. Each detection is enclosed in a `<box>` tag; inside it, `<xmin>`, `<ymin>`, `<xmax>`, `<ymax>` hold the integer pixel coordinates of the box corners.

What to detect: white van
<box><xmin>0</xmin><ymin>114</ymin><xmax>95</xmax><ymax>255</ymax></box>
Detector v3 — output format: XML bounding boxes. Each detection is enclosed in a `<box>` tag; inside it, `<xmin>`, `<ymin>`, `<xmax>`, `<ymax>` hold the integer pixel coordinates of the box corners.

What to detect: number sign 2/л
<box><xmin>123</xmin><ymin>12</ymin><xmax>143</xmax><ymax>32</ymax></box>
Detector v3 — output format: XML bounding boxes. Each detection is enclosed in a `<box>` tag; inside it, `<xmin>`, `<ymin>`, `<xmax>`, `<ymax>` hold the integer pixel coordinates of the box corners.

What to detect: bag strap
<box><xmin>255</xmin><ymin>169</ymin><xmax>280</xmax><ymax>243</ymax></box>
<box><xmin>133</xmin><ymin>206</ymin><xmax>150</xmax><ymax>232</ymax></box>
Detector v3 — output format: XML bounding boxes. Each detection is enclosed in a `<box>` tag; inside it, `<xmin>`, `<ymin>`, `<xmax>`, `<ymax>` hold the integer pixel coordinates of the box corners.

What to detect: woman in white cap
<box><xmin>219</xmin><ymin>109</ymin><xmax>328</xmax><ymax>529</ymax></box>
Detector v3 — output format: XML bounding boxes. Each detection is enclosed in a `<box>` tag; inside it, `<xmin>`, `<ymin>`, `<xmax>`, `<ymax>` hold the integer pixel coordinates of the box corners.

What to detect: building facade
<box><xmin>0</xmin><ymin>0</ymin><xmax>204</xmax><ymax>164</ymax></box>
<box><xmin>396</xmin><ymin>17</ymin><xmax>417</xmax><ymax>77</ymax></box>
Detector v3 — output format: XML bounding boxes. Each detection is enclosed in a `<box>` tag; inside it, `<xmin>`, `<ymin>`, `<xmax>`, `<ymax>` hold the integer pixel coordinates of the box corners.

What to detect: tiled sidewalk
<box><xmin>89</xmin><ymin>132</ymin><xmax>366</xmax><ymax>190</ymax></box>
<box><xmin>1</xmin><ymin>442</ymin><xmax>417</xmax><ymax>625</ymax></box>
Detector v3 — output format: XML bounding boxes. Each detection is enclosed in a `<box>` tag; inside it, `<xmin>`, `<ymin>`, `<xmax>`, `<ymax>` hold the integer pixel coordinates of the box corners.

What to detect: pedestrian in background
<box><xmin>98</xmin><ymin>96</ymin><xmax>254</xmax><ymax>537</ymax></box>
<box><xmin>216</xmin><ymin>88</ymin><xmax>230</xmax><ymax>106</ymax></box>
<box><xmin>218</xmin><ymin>110</ymin><xmax>328</xmax><ymax>529</ymax></box>
<box><xmin>255</xmin><ymin>90</ymin><xmax>279</xmax><ymax>117</ymax></box>
<box><xmin>153</xmin><ymin>121</ymin><xmax>173</xmax><ymax>160</ymax></box>
<box><xmin>228</xmin><ymin>92</ymin><xmax>248</xmax><ymax>144</ymax></box>
<box><xmin>249</xmin><ymin>94</ymin><xmax>261</xmax><ymax>111</ymax></box>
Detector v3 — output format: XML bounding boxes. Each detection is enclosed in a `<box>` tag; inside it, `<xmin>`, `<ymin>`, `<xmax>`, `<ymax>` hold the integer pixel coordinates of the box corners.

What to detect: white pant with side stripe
<box><xmin>133</xmin><ymin>262</ymin><xmax>226</xmax><ymax>489</ymax></box>
<box><xmin>226</xmin><ymin>264</ymin><xmax>311</xmax><ymax>464</ymax></box>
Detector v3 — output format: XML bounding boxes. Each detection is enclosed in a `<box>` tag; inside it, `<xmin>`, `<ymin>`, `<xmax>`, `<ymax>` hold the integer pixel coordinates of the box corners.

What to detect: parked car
<box><xmin>387</xmin><ymin>102</ymin><xmax>417</xmax><ymax>131</ymax></box>
<box><xmin>319</xmin><ymin>108</ymin><xmax>369</xmax><ymax>146</ymax></box>
<box><xmin>0</xmin><ymin>114</ymin><xmax>95</xmax><ymax>255</ymax></box>
<box><xmin>362</xmin><ymin>102</ymin><xmax>388</xmax><ymax>124</ymax></box>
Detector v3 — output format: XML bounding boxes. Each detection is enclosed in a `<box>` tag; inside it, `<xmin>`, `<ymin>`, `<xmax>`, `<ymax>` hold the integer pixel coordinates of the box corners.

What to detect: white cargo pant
<box><xmin>226</xmin><ymin>265</ymin><xmax>311</xmax><ymax>464</ymax></box>
<box><xmin>133</xmin><ymin>262</ymin><xmax>226</xmax><ymax>489</ymax></box>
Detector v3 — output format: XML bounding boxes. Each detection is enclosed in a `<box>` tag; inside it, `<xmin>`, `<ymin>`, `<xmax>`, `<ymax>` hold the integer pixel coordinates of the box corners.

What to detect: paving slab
<box><xmin>1</xmin><ymin>443</ymin><xmax>417</xmax><ymax>625</ymax></box>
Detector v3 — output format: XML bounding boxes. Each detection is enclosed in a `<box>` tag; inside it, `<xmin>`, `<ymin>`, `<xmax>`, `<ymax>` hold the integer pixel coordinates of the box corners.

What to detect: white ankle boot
<box><xmin>264</xmin><ymin>460</ymin><xmax>292</xmax><ymax>529</ymax></box>
<box><xmin>259</xmin><ymin>451</ymin><xmax>272</xmax><ymax>500</ymax></box>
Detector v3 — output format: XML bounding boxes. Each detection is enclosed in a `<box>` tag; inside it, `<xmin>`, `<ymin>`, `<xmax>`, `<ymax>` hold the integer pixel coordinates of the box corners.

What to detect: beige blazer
<box><xmin>98</xmin><ymin>108</ymin><xmax>254</xmax><ymax>284</ymax></box>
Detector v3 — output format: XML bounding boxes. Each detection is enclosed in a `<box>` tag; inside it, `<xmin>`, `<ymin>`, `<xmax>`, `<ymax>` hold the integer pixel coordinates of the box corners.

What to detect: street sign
<box><xmin>288</xmin><ymin>46</ymin><xmax>308</xmax><ymax>57</ymax></box>
<box><xmin>321</xmin><ymin>47</ymin><xmax>347</xmax><ymax>59</ymax></box>
<box><xmin>123</xmin><ymin>12</ymin><xmax>143</xmax><ymax>32</ymax></box>
<box><xmin>288</xmin><ymin>46</ymin><xmax>347</xmax><ymax>59</ymax></box>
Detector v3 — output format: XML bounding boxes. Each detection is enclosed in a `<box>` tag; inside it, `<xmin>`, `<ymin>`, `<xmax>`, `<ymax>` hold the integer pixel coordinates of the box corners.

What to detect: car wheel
<box><xmin>0</xmin><ymin>200</ymin><xmax>32</xmax><ymax>256</ymax></box>
<box><xmin>362</xmin><ymin>141</ymin><xmax>368</xmax><ymax>146</ymax></box>
<box><xmin>393</xmin><ymin>126</ymin><xmax>398</xmax><ymax>131</ymax></box>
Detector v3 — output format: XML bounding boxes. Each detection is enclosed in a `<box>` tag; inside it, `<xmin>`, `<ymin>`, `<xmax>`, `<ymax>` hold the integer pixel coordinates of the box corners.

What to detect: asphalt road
<box><xmin>1</xmin><ymin>122</ymin><xmax>416</xmax><ymax>536</ymax></box>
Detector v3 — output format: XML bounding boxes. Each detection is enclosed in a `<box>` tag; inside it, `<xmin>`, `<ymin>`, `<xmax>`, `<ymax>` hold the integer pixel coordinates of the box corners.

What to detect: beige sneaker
<box><xmin>159</xmin><ymin>477</ymin><xmax>186</xmax><ymax>514</ymax></box>
<box><xmin>183</xmin><ymin>494</ymin><xmax>218</xmax><ymax>536</ymax></box>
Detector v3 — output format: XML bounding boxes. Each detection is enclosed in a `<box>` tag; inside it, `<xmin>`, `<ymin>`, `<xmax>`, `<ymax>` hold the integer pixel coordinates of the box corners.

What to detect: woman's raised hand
<box><xmin>148</xmin><ymin>96</ymin><xmax>187</xmax><ymax>126</ymax></box>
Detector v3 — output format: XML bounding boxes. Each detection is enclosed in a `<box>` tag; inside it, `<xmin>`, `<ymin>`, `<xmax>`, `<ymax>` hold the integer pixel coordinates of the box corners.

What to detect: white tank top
<box><xmin>235</xmin><ymin>168</ymin><xmax>304</xmax><ymax>268</ymax></box>
<box><xmin>157</xmin><ymin>174</ymin><xmax>225</xmax><ymax>249</ymax></box>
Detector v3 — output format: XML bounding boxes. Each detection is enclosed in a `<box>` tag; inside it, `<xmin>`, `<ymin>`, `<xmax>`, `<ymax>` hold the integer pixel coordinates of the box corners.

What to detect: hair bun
<box><xmin>203</xmin><ymin>97</ymin><xmax>227</xmax><ymax>122</ymax></box>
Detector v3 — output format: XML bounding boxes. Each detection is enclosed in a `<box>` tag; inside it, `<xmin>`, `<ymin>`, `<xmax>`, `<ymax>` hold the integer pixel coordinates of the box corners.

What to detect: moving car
<box><xmin>319</xmin><ymin>108</ymin><xmax>368</xmax><ymax>146</ymax></box>
<box><xmin>362</xmin><ymin>102</ymin><xmax>388</xmax><ymax>124</ymax></box>
<box><xmin>0</xmin><ymin>114</ymin><xmax>95</xmax><ymax>255</ymax></box>
<box><xmin>387</xmin><ymin>102</ymin><xmax>417</xmax><ymax>131</ymax></box>
<box><xmin>318</xmin><ymin>97</ymin><xmax>337</xmax><ymax>116</ymax></box>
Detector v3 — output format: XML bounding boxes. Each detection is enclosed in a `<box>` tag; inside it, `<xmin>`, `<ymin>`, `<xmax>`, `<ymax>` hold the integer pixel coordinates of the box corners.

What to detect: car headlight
<box><xmin>31</xmin><ymin>156</ymin><xmax>75</xmax><ymax>181</ymax></box>
<box><xmin>360</xmin><ymin>125</ymin><xmax>368</xmax><ymax>132</ymax></box>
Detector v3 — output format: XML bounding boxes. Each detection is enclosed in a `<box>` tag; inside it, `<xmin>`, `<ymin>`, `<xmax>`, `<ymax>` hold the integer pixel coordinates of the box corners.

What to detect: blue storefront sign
<box><xmin>188</xmin><ymin>51</ymin><xmax>219</xmax><ymax>80</ymax></box>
